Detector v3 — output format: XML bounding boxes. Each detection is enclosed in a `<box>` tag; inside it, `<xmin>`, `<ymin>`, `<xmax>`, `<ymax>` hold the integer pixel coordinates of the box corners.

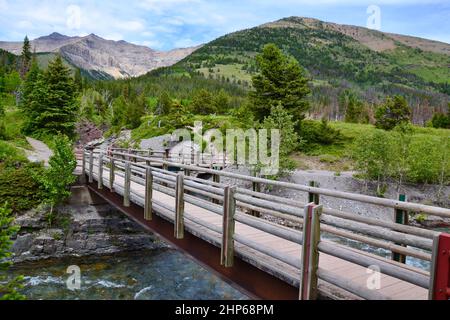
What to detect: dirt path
<box><xmin>25</xmin><ymin>137</ymin><xmax>53</xmax><ymax>167</ymax></box>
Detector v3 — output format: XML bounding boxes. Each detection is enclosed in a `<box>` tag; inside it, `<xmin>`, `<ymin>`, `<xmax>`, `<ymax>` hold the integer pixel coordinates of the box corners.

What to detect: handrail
<box><xmin>92</xmin><ymin>149</ymin><xmax>450</xmax><ymax>218</ymax></box>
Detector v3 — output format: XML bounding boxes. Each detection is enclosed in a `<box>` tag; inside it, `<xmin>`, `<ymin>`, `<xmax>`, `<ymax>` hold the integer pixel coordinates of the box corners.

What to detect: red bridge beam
<box><xmin>431</xmin><ymin>233</ymin><xmax>450</xmax><ymax>300</ymax></box>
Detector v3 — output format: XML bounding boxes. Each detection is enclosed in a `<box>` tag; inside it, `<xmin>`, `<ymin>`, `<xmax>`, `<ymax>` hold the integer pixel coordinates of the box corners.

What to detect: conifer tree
<box><xmin>20</xmin><ymin>56</ymin><xmax>40</xmax><ymax>114</ymax></box>
<box><xmin>250</xmin><ymin>44</ymin><xmax>311</xmax><ymax>122</ymax></box>
<box><xmin>20</xmin><ymin>36</ymin><xmax>32</xmax><ymax>77</ymax></box>
<box><xmin>25</xmin><ymin>56</ymin><xmax>77</xmax><ymax>138</ymax></box>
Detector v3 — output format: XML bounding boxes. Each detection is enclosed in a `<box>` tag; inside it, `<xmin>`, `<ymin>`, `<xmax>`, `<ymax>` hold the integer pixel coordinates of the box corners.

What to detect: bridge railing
<box><xmin>82</xmin><ymin>148</ymin><xmax>450</xmax><ymax>300</ymax></box>
<box><xmin>109</xmin><ymin>147</ymin><xmax>229</xmax><ymax>168</ymax></box>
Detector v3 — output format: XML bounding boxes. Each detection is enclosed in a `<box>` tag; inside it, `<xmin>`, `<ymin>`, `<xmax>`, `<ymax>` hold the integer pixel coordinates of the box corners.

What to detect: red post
<box><xmin>431</xmin><ymin>233</ymin><xmax>450</xmax><ymax>300</ymax></box>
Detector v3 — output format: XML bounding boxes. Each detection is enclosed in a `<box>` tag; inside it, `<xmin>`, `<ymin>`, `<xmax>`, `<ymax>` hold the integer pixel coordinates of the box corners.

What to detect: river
<box><xmin>9</xmin><ymin>249</ymin><xmax>248</xmax><ymax>300</ymax></box>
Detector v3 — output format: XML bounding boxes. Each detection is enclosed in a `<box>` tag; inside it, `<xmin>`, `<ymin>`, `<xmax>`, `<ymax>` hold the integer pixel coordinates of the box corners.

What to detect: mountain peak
<box><xmin>37</xmin><ymin>32</ymin><xmax>70</xmax><ymax>41</ymax></box>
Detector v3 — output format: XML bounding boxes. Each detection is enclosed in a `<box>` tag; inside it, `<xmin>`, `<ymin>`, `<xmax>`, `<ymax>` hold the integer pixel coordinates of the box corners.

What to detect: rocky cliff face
<box><xmin>0</xmin><ymin>32</ymin><xmax>199</xmax><ymax>79</ymax></box>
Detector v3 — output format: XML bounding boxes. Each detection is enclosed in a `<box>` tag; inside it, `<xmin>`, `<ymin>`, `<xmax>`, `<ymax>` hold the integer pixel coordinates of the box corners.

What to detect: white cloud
<box><xmin>117</xmin><ymin>20</ymin><xmax>145</xmax><ymax>32</ymax></box>
<box><xmin>103</xmin><ymin>33</ymin><xmax>124</xmax><ymax>41</ymax></box>
<box><xmin>139</xmin><ymin>0</ymin><xmax>202</xmax><ymax>14</ymax></box>
<box><xmin>17</xmin><ymin>20</ymin><xmax>33</xmax><ymax>29</ymax></box>
<box><xmin>66</xmin><ymin>5</ymin><xmax>82</xmax><ymax>30</ymax></box>
<box><xmin>0</xmin><ymin>0</ymin><xmax>8</xmax><ymax>11</ymax></box>
<box><xmin>140</xmin><ymin>39</ymin><xmax>163</xmax><ymax>49</ymax></box>
<box><xmin>174</xmin><ymin>38</ymin><xmax>200</xmax><ymax>48</ymax></box>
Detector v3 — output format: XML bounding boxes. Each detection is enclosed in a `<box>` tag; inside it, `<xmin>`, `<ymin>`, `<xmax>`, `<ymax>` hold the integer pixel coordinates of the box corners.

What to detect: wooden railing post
<box><xmin>212</xmin><ymin>166</ymin><xmax>220</xmax><ymax>204</ymax></box>
<box><xmin>300</xmin><ymin>203</ymin><xmax>322</xmax><ymax>300</ymax></box>
<box><xmin>97</xmin><ymin>152</ymin><xmax>104</xmax><ymax>189</ymax></box>
<box><xmin>251</xmin><ymin>168</ymin><xmax>261</xmax><ymax>217</ymax></box>
<box><xmin>174</xmin><ymin>173</ymin><xmax>185</xmax><ymax>239</ymax></box>
<box><xmin>88</xmin><ymin>150</ymin><xmax>94</xmax><ymax>183</ymax></box>
<box><xmin>221</xmin><ymin>186</ymin><xmax>236</xmax><ymax>268</ymax></box>
<box><xmin>429</xmin><ymin>233</ymin><xmax>450</xmax><ymax>300</ymax></box>
<box><xmin>144</xmin><ymin>167</ymin><xmax>153</xmax><ymax>221</ymax></box>
<box><xmin>392</xmin><ymin>194</ymin><xmax>408</xmax><ymax>263</ymax></box>
<box><xmin>308</xmin><ymin>181</ymin><xmax>320</xmax><ymax>205</ymax></box>
<box><xmin>123</xmin><ymin>162</ymin><xmax>131</xmax><ymax>207</ymax></box>
<box><xmin>109</xmin><ymin>158</ymin><xmax>115</xmax><ymax>192</ymax></box>
<box><xmin>163</xmin><ymin>148</ymin><xmax>169</xmax><ymax>171</ymax></box>
<box><xmin>80</xmin><ymin>149</ymin><xmax>86</xmax><ymax>184</ymax></box>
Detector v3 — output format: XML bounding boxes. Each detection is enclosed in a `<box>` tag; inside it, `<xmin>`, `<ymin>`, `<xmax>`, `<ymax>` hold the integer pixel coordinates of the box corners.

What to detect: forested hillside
<box><xmin>175</xmin><ymin>17</ymin><xmax>450</xmax><ymax>124</ymax></box>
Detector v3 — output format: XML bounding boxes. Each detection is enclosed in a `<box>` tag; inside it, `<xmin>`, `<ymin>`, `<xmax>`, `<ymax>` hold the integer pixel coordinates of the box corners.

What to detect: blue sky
<box><xmin>0</xmin><ymin>0</ymin><xmax>449</xmax><ymax>51</ymax></box>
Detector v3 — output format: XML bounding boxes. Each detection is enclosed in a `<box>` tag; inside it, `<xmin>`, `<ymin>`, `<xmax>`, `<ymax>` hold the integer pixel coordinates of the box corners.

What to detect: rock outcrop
<box><xmin>12</xmin><ymin>203</ymin><xmax>167</xmax><ymax>263</ymax></box>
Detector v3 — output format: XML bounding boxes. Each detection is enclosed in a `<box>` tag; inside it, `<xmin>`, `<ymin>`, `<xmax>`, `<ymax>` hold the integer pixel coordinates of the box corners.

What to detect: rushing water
<box><xmin>9</xmin><ymin>249</ymin><xmax>248</xmax><ymax>300</ymax></box>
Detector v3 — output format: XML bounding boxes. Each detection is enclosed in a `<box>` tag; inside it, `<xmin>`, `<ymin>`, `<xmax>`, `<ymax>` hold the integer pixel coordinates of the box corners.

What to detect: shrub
<box><xmin>299</xmin><ymin>119</ymin><xmax>341</xmax><ymax>150</ymax></box>
<box><xmin>430</xmin><ymin>112</ymin><xmax>450</xmax><ymax>129</ymax></box>
<box><xmin>0</xmin><ymin>162</ymin><xmax>45</xmax><ymax>212</ymax></box>
<box><xmin>353</xmin><ymin>129</ymin><xmax>394</xmax><ymax>190</ymax></box>
<box><xmin>36</xmin><ymin>135</ymin><xmax>77</xmax><ymax>215</ymax></box>
<box><xmin>0</xmin><ymin>203</ymin><xmax>25</xmax><ymax>300</ymax></box>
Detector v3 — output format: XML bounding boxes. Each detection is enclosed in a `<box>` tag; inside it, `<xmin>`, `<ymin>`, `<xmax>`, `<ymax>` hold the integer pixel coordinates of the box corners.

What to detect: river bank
<box><xmin>12</xmin><ymin>202</ymin><xmax>167</xmax><ymax>264</ymax></box>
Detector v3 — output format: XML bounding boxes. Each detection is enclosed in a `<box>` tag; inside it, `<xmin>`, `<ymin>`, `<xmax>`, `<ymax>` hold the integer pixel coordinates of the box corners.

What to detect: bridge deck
<box><xmin>89</xmin><ymin>164</ymin><xmax>428</xmax><ymax>300</ymax></box>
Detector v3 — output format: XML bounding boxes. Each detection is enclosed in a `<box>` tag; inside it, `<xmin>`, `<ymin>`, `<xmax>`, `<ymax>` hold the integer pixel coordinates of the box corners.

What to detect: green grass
<box><xmin>0</xmin><ymin>140</ymin><xmax>27</xmax><ymax>162</ymax></box>
<box><xmin>198</xmin><ymin>64</ymin><xmax>253</xmax><ymax>84</ymax></box>
<box><xmin>303</xmin><ymin>121</ymin><xmax>450</xmax><ymax>160</ymax></box>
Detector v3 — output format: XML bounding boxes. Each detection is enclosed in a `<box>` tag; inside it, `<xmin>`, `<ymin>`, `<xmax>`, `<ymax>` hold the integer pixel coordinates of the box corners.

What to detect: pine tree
<box><xmin>73</xmin><ymin>68</ymin><xmax>83</xmax><ymax>92</ymax></box>
<box><xmin>250</xmin><ymin>44</ymin><xmax>311</xmax><ymax>122</ymax></box>
<box><xmin>20</xmin><ymin>36</ymin><xmax>32</xmax><ymax>78</ymax></box>
<box><xmin>20</xmin><ymin>56</ymin><xmax>40</xmax><ymax>114</ymax></box>
<box><xmin>25</xmin><ymin>56</ymin><xmax>77</xmax><ymax>138</ymax></box>
<box><xmin>375</xmin><ymin>95</ymin><xmax>411</xmax><ymax>131</ymax></box>
<box><xmin>190</xmin><ymin>89</ymin><xmax>216</xmax><ymax>115</ymax></box>
<box><xmin>213</xmin><ymin>89</ymin><xmax>231</xmax><ymax>114</ymax></box>
<box><xmin>156</xmin><ymin>91</ymin><xmax>172</xmax><ymax>115</ymax></box>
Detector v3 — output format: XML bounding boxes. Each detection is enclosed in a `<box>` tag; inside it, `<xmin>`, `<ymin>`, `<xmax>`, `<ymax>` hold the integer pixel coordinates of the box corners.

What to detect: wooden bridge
<box><xmin>79</xmin><ymin>147</ymin><xmax>450</xmax><ymax>300</ymax></box>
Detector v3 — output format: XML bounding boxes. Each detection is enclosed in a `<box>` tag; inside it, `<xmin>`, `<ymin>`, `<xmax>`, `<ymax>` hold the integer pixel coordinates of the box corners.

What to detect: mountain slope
<box><xmin>0</xmin><ymin>33</ymin><xmax>199</xmax><ymax>79</ymax></box>
<box><xmin>177</xmin><ymin>16</ymin><xmax>450</xmax><ymax>108</ymax></box>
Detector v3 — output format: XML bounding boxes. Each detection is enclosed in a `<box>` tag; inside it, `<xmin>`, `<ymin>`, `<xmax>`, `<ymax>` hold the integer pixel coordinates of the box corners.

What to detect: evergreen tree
<box><xmin>250</xmin><ymin>44</ymin><xmax>310</xmax><ymax>122</ymax></box>
<box><xmin>20</xmin><ymin>36</ymin><xmax>32</xmax><ymax>77</ymax></box>
<box><xmin>213</xmin><ymin>89</ymin><xmax>231</xmax><ymax>114</ymax></box>
<box><xmin>340</xmin><ymin>90</ymin><xmax>366</xmax><ymax>123</ymax></box>
<box><xmin>375</xmin><ymin>95</ymin><xmax>411</xmax><ymax>131</ymax></box>
<box><xmin>20</xmin><ymin>56</ymin><xmax>40</xmax><ymax>114</ymax></box>
<box><xmin>126</xmin><ymin>94</ymin><xmax>146</xmax><ymax>129</ymax></box>
<box><xmin>25</xmin><ymin>56</ymin><xmax>77</xmax><ymax>137</ymax></box>
<box><xmin>73</xmin><ymin>68</ymin><xmax>83</xmax><ymax>92</ymax></box>
<box><xmin>190</xmin><ymin>89</ymin><xmax>216</xmax><ymax>115</ymax></box>
<box><xmin>156</xmin><ymin>91</ymin><xmax>172</xmax><ymax>115</ymax></box>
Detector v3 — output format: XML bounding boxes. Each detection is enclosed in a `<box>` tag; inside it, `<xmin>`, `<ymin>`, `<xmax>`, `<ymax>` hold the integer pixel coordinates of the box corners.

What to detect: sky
<box><xmin>0</xmin><ymin>0</ymin><xmax>449</xmax><ymax>51</ymax></box>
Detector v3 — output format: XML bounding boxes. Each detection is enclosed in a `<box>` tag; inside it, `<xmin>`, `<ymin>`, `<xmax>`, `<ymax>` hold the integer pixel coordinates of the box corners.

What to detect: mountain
<box><xmin>175</xmin><ymin>17</ymin><xmax>450</xmax><ymax>119</ymax></box>
<box><xmin>0</xmin><ymin>33</ymin><xmax>199</xmax><ymax>79</ymax></box>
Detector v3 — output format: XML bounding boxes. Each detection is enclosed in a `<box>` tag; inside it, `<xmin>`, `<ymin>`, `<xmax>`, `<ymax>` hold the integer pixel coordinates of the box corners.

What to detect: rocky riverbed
<box><xmin>220</xmin><ymin>166</ymin><xmax>450</xmax><ymax>228</ymax></box>
<box><xmin>12</xmin><ymin>203</ymin><xmax>167</xmax><ymax>264</ymax></box>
